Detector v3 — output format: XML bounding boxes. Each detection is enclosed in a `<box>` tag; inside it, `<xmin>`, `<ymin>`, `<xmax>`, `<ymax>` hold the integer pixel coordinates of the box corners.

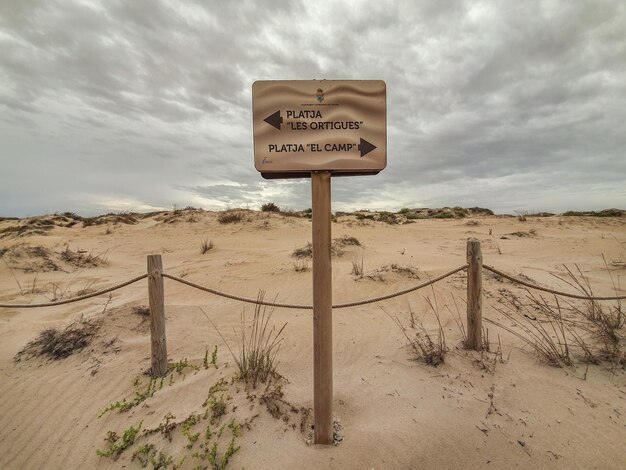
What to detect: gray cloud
<box><xmin>1</xmin><ymin>0</ymin><xmax>625</xmax><ymax>216</ymax></box>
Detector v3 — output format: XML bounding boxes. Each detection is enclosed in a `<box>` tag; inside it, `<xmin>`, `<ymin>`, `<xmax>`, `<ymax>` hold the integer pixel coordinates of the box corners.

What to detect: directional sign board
<box><xmin>252</xmin><ymin>80</ymin><xmax>386</xmax><ymax>178</ymax></box>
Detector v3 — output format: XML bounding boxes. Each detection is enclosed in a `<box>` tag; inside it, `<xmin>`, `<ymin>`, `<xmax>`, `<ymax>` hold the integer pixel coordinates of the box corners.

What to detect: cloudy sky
<box><xmin>1</xmin><ymin>0</ymin><xmax>625</xmax><ymax>216</ymax></box>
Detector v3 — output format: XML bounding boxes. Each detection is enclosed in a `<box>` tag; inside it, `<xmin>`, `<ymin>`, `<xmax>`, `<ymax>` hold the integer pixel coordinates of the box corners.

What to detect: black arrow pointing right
<box><xmin>359</xmin><ymin>138</ymin><xmax>377</xmax><ymax>157</ymax></box>
<box><xmin>263</xmin><ymin>110</ymin><xmax>282</xmax><ymax>130</ymax></box>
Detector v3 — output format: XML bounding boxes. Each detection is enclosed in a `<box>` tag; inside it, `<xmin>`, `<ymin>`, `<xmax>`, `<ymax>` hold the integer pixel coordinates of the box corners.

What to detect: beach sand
<box><xmin>0</xmin><ymin>209</ymin><xmax>625</xmax><ymax>469</ymax></box>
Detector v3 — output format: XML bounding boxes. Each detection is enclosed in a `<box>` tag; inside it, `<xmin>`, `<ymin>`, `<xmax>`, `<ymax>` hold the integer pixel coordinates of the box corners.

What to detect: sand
<box><xmin>0</xmin><ymin>209</ymin><xmax>625</xmax><ymax>469</ymax></box>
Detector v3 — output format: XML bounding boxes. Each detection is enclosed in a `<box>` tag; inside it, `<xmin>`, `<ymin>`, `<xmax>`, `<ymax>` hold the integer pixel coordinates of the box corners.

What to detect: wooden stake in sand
<box><xmin>148</xmin><ymin>254</ymin><xmax>168</xmax><ymax>376</ymax></box>
<box><xmin>466</xmin><ymin>240</ymin><xmax>483</xmax><ymax>350</ymax></box>
<box><xmin>312</xmin><ymin>171</ymin><xmax>333</xmax><ymax>444</ymax></box>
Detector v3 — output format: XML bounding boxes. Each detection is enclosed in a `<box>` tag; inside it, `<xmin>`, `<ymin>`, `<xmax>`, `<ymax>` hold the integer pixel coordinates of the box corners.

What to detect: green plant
<box><xmin>131</xmin><ymin>443</ymin><xmax>155</xmax><ymax>468</ymax></box>
<box><xmin>206</xmin><ymin>394</ymin><xmax>228</xmax><ymax>424</ymax></box>
<box><xmin>98</xmin><ymin>377</ymin><xmax>156</xmax><ymax>416</ymax></box>
<box><xmin>211</xmin><ymin>345</ymin><xmax>218</xmax><ymax>368</ymax></box>
<box><xmin>169</xmin><ymin>358</ymin><xmax>190</xmax><ymax>374</ymax></box>
<box><xmin>182</xmin><ymin>413</ymin><xmax>202</xmax><ymax>447</ymax></box>
<box><xmin>220</xmin><ymin>437</ymin><xmax>240</xmax><ymax>469</ymax></box>
<box><xmin>96</xmin><ymin>421</ymin><xmax>142</xmax><ymax>459</ymax></box>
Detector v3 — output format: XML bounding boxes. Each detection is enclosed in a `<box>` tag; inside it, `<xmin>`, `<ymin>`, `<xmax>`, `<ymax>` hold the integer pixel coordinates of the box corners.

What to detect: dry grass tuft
<box><xmin>15</xmin><ymin>318</ymin><xmax>100</xmax><ymax>361</ymax></box>
<box><xmin>218</xmin><ymin>211</ymin><xmax>244</xmax><ymax>224</ymax></box>
<box><xmin>132</xmin><ymin>305</ymin><xmax>150</xmax><ymax>317</ymax></box>
<box><xmin>60</xmin><ymin>246</ymin><xmax>108</xmax><ymax>268</ymax></box>
<box><xmin>382</xmin><ymin>294</ymin><xmax>447</xmax><ymax>366</ymax></box>
<box><xmin>201</xmin><ymin>239</ymin><xmax>214</xmax><ymax>254</ymax></box>
<box><xmin>293</xmin><ymin>260</ymin><xmax>309</xmax><ymax>272</ymax></box>
<box><xmin>201</xmin><ymin>292</ymin><xmax>286</xmax><ymax>388</ymax></box>
<box><xmin>0</xmin><ymin>244</ymin><xmax>61</xmax><ymax>272</ymax></box>
<box><xmin>292</xmin><ymin>243</ymin><xmax>313</xmax><ymax>259</ymax></box>
<box><xmin>292</xmin><ymin>235</ymin><xmax>361</xmax><ymax>259</ymax></box>
<box><xmin>351</xmin><ymin>250</ymin><xmax>364</xmax><ymax>278</ymax></box>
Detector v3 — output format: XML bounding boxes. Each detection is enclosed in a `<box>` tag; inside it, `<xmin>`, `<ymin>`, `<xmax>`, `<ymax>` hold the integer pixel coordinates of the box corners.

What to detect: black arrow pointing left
<box><xmin>263</xmin><ymin>110</ymin><xmax>282</xmax><ymax>130</ymax></box>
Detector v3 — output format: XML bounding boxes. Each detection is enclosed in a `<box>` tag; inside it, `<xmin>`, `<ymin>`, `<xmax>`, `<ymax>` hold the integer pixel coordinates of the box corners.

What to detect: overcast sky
<box><xmin>1</xmin><ymin>0</ymin><xmax>625</xmax><ymax>216</ymax></box>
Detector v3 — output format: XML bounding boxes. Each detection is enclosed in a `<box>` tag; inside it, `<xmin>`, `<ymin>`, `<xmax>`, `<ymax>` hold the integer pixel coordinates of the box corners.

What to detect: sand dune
<box><xmin>1</xmin><ymin>209</ymin><xmax>625</xmax><ymax>469</ymax></box>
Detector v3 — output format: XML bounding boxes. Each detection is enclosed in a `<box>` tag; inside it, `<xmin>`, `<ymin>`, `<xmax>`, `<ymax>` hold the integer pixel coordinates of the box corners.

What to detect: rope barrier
<box><xmin>162</xmin><ymin>264</ymin><xmax>468</xmax><ymax>309</ymax></box>
<box><xmin>1</xmin><ymin>263</ymin><xmax>623</xmax><ymax>309</ymax></box>
<box><xmin>0</xmin><ymin>274</ymin><xmax>148</xmax><ymax>309</ymax></box>
<box><xmin>483</xmin><ymin>265</ymin><xmax>626</xmax><ymax>301</ymax></box>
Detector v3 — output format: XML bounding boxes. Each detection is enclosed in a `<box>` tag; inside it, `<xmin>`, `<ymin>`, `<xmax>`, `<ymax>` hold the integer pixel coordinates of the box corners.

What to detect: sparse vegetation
<box><xmin>293</xmin><ymin>260</ymin><xmax>309</xmax><ymax>272</ymax></box>
<box><xmin>96</xmin><ymin>422</ymin><xmax>143</xmax><ymax>460</ymax></box>
<box><xmin>218</xmin><ymin>211</ymin><xmax>243</xmax><ymax>224</ymax></box>
<box><xmin>333</xmin><ymin>235</ymin><xmax>361</xmax><ymax>247</ymax></box>
<box><xmin>99</xmin><ymin>378</ymin><xmax>157</xmax><ymax>416</ymax></box>
<box><xmin>292</xmin><ymin>235</ymin><xmax>361</xmax><ymax>259</ymax></box>
<box><xmin>351</xmin><ymin>250</ymin><xmax>364</xmax><ymax>278</ymax></box>
<box><xmin>200</xmin><ymin>293</ymin><xmax>286</xmax><ymax>389</ymax></box>
<box><xmin>15</xmin><ymin>318</ymin><xmax>100</xmax><ymax>361</ymax></box>
<box><xmin>382</xmin><ymin>294</ymin><xmax>447</xmax><ymax>366</ymax></box>
<box><xmin>201</xmin><ymin>239</ymin><xmax>214</xmax><ymax>254</ymax></box>
<box><xmin>292</xmin><ymin>243</ymin><xmax>312</xmax><ymax>259</ymax></box>
<box><xmin>261</xmin><ymin>202</ymin><xmax>280</xmax><ymax>212</ymax></box>
<box><xmin>132</xmin><ymin>305</ymin><xmax>150</xmax><ymax>317</ymax></box>
<box><xmin>562</xmin><ymin>209</ymin><xmax>624</xmax><ymax>217</ymax></box>
<box><xmin>60</xmin><ymin>245</ymin><xmax>108</xmax><ymax>268</ymax></box>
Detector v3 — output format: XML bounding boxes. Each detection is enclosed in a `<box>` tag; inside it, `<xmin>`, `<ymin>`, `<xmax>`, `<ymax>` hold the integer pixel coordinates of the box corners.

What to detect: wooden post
<box><xmin>466</xmin><ymin>240</ymin><xmax>482</xmax><ymax>350</ymax></box>
<box><xmin>311</xmin><ymin>171</ymin><xmax>333</xmax><ymax>445</ymax></box>
<box><xmin>147</xmin><ymin>254</ymin><xmax>168</xmax><ymax>376</ymax></box>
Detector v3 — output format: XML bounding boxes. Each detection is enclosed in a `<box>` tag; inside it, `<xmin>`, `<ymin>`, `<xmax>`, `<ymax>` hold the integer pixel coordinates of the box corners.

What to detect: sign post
<box><xmin>311</xmin><ymin>170</ymin><xmax>333</xmax><ymax>444</ymax></box>
<box><xmin>252</xmin><ymin>80</ymin><xmax>386</xmax><ymax>444</ymax></box>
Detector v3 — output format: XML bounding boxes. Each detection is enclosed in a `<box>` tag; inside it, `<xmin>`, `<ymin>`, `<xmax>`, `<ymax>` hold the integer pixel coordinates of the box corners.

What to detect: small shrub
<box><xmin>218</xmin><ymin>211</ymin><xmax>243</xmax><ymax>224</ymax></box>
<box><xmin>377</xmin><ymin>211</ymin><xmax>399</xmax><ymax>224</ymax></box>
<box><xmin>261</xmin><ymin>202</ymin><xmax>280</xmax><ymax>212</ymax></box>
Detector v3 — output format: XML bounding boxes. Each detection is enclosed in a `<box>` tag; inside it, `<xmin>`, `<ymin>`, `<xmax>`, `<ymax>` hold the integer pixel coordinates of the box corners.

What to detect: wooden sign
<box><xmin>252</xmin><ymin>80</ymin><xmax>386</xmax><ymax>178</ymax></box>
<box><xmin>252</xmin><ymin>79</ymin><xmax>387</xmax><ymax>445</ymax></box>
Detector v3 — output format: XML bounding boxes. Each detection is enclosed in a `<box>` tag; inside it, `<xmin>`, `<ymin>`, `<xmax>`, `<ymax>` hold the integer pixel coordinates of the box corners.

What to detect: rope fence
<box><xmin>163</xmin><ymin>264</ymin><xmax>468</xmax><ymax>310</ymax></box>
<box><xmin>0</xmin><ymin>274</ymin><xmax>148</xmax><ymax>309</ymax></box>
<box><xmin>483</xmin><ymin>265</ymin><xmax>626</xmax><ymax>301</ymax></box>
<box><xmin>1</xmin><ymin>240</ymin><xmax>624</xmax><ymax>375</ymax></box>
